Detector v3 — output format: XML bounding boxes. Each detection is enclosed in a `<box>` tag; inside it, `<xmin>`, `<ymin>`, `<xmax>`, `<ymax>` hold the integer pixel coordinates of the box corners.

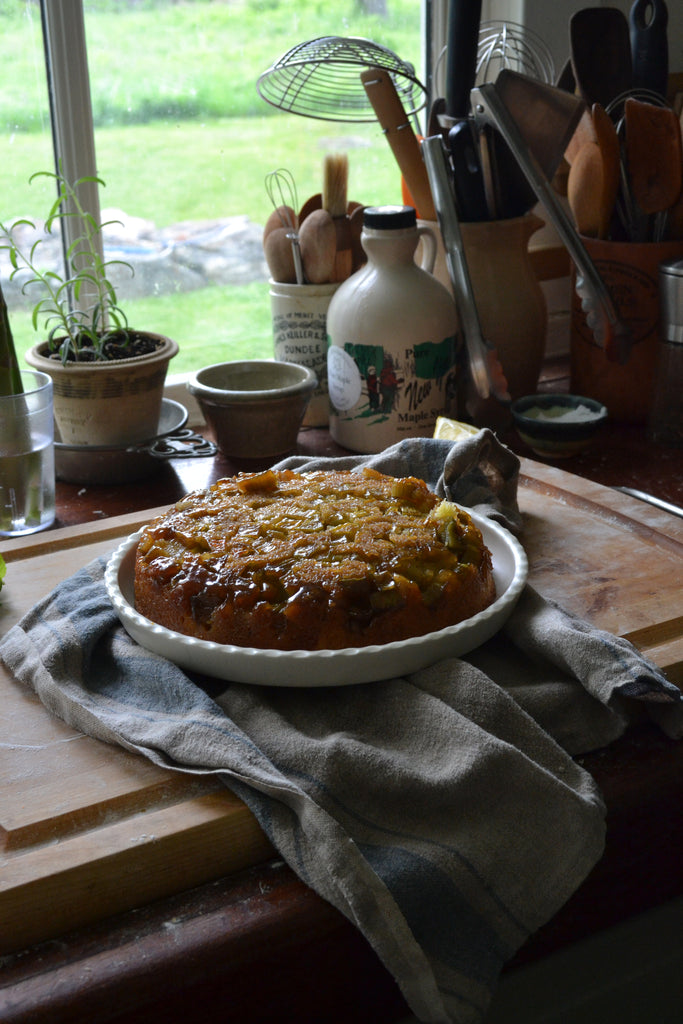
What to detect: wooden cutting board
<box><xmin>1</xmin><ymin>460</ymin><xmax>681</xmax><ymax>954</ymax></box>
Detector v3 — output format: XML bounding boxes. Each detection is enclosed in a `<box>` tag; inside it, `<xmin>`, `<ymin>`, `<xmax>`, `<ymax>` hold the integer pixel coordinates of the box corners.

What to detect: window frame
<box><xmin>42</xmin><ymin>0</ymin><xmax>103</xmax><ymax>316</ymax></box>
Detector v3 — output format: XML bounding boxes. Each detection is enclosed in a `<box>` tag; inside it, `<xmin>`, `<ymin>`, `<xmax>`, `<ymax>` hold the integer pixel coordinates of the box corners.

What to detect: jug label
<box><xmin>328</xmin><ymin>347</ymin><xmax>362</xmax><ymax>410</ymax></box>
<box><xmin>328</xmin><ymin>335</ymin><xmax>457</xmax><ymax>442</ymax></box>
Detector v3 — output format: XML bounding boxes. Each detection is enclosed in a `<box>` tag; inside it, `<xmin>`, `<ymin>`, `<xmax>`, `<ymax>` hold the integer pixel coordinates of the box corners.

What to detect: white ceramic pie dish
<box><xmin>105</xmin><ymin>511</ymin><xmax>528</xmax><ymax>687</ymax></box>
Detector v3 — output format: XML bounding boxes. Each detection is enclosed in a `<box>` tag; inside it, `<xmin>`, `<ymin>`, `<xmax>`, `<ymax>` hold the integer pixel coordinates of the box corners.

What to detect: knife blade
<box><xmin>614</xmin><ymin>486</ymin><xmax>683</xmax><ymax>518</ymax></box>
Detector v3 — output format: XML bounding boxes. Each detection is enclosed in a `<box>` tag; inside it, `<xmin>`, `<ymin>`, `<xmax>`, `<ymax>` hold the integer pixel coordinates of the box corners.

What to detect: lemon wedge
<box><xmin>433</xmin><ymin>416</ymin><xmax>480</xmax><ymax>441</ymax></box>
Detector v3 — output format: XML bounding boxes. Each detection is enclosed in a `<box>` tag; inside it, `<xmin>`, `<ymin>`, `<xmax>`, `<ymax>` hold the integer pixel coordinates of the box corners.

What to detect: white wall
<box><xmin>432</xmin><ymin>1</ymin><xmax>683</xmax><ymax>100</ymax></box>
<box><xmin>518</xmin><ymin>0</ymin><xmax>683</xmax><ymax>79</ymax></box>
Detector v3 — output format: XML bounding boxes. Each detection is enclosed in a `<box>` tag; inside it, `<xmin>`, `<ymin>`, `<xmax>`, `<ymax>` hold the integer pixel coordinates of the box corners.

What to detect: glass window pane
<box><xmin>80</xmin><ymin>0</ymin><xmax>424</xmax><ymax>377</ymax></box>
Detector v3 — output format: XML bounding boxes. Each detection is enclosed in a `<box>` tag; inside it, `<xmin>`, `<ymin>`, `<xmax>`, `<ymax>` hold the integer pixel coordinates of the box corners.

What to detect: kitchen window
<box><xmin>2</xmin><ymin>0</ymin><xmax>426</xmax><ymax>379</ymax></box>
<box><xmin>2</xmin><ymin>1</ymin><xmax>649</xmax><ymax>381</ymax></box>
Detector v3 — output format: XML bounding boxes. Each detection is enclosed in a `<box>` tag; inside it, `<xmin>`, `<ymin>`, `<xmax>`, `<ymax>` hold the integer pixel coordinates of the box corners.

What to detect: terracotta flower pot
<box><xmin>25</xmin><ymin>332</ymin><xmax>178</xmax><ymax>446</ymax></box>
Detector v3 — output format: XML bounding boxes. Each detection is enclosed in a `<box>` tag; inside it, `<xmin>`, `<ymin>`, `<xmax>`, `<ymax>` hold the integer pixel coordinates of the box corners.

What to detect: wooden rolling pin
<box><xmin>361</xmin><ymin>67</ymin><xmax>436</xmax><ymax>220</ymax></box>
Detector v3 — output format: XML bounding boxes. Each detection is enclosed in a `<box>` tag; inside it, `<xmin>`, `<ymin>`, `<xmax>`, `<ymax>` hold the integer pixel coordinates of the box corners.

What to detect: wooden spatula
<box><xmin>625</xmin><ymin>98</ymin><xmax>683</xmax><ymax>239</ymax></box>
<box><xmin>666</xmin><ymin>108</ymin><xmax>683</xmax><ymax>239</ymax></box>
<box><xmin>570</xmin><ymin>7</ymin><xmax>633</xmax><ymax>109</ymax></box>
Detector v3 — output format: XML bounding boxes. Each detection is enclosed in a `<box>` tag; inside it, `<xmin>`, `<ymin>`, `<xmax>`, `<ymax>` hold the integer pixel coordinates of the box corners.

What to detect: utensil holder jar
<box><xmin>570</xmin><ymin>236</ymin><xmax>683</xmax><ymax>422</ymax></box>
<box><xmin>270</xmin><ymin>280</ymin><xmax>339</xmax><ymax>427</ymax></box>
<box><xmin>420</xmin><ymin>213</ymin><xmax>548</xmax><ymax>402</ymax></box>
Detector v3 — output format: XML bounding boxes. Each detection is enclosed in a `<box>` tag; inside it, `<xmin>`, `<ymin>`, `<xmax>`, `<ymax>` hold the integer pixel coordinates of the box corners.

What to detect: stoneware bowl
<box><xmin>188</xmin><ymin>359</ymin><xmax>317</xmax><ymax>459</ymax></box>
<box><xmin>510</xmin><ymin>393</ymin><xmax>608</xmax><ymax>459</ymax></box>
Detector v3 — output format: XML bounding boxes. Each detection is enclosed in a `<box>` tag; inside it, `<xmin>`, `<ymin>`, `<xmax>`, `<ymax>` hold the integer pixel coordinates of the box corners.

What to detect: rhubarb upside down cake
<box><xmin>134</xmin><ymin>468</ymin><xmax>496</xmax><ymax>651</ymax></box>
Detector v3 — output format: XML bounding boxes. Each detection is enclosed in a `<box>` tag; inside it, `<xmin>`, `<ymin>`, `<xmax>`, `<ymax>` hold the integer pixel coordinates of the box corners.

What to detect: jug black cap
<box><xmin>363</xmin><ymin>205</ymin><xmax>417</xmax><ymax>230</ymax></box>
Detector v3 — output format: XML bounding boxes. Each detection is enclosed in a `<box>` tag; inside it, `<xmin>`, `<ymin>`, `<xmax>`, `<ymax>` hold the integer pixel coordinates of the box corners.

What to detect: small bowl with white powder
<box><xmin>510</xmin><ymin>393</ymin><xmax>608</xmax><ymax>459</ymax></box>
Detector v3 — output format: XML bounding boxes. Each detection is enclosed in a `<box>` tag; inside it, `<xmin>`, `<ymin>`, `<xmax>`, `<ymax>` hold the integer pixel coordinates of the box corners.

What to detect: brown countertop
<box><xmin>51</xmin><ymin>412</ymin><xmax>683</xmax><ymax>531</ymax></box>
<box><xmin>50</xmin><ymin>359</ymin><xmax>682</xmax><ymax>532</ymax></box>
<box><xmin>4</xmin><ymin>724</ymin><xmax>681</xmax><ymax>1024</ymax></box>
<box><xmin>1</xmin><ymin>360</ymin><xmax>682</xmax><ymax>1024</ymax></box>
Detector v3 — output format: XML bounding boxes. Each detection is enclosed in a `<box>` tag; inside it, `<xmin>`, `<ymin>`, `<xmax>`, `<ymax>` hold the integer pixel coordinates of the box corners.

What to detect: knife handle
<box><xmin>447</xmin><ymin>119</ymin><xmax>489</xmax><ymax>221</ymax></box>
<box><xmin>361</xmin><ymin>68</ymin><xmax>436</xmax><ymax>220</ymax></box>
<box><xmin>630</xmin><ymin>0</ymin><xmax>669</xmax><ymax>99</ymax></box>
<box><xmin>445</xmin><ymin>0</ymin><xmax>482</xmax><ymax>118</ymax></box>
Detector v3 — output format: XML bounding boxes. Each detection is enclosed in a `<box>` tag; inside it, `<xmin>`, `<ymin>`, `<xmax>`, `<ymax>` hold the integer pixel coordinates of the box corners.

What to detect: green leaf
<box><xmin>0</xmin><ymin>283</ymin><xmax>23</xmax><ymax>396</ymax></box>
<box><xmin>2</xmin><ymin>166</ymin><xmax>133</xmax><ymax>360</ymax></box>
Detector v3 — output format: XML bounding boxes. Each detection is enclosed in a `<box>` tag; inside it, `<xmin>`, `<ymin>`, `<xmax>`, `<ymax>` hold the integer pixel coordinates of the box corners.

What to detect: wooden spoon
<box><xmin>567</xmin><ymin>141</ymin><xmax>606</xmax><ymax>237</ymax></box>
<box><xmin>298</xmin><ymin>208</ymin><xmax>336</xmax><ymax>284</ymax></box>
<box><xmin>263</xmin><ymin>205</ymin><xmax>296</xmax><ymax>242</ymax></box>
<box><xmin>564</xmin><ymin>107</ymin><xmax>598</xmax><ymax>166</ymax></box>
<box><xmin>264</xmin><ymin>227</ymin><xmax>297</xmax><ymax>283</ymax></box>
<box><xmin>298</xmin><ymin>193</ymin><xmax>322</xmax><ymax>226</ymax></box>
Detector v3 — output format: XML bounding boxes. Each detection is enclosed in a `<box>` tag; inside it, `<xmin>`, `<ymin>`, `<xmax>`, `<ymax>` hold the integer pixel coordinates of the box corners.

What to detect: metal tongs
<box><xmin>421</xmin><ymin>134</ymin><xmax>509</xmax><ymax>402</ymax></box>
<box><xmin>470</xmin><ymin>83</ymin><xmax>633</xmax><ymax>364</ymax></box>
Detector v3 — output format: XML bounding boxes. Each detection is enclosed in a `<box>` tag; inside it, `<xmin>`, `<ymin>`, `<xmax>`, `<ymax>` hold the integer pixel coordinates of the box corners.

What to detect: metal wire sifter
<box><xmin>256</xmin><ymin>35</ymin><xmax>427</xmax><ymax>123</ymax></box>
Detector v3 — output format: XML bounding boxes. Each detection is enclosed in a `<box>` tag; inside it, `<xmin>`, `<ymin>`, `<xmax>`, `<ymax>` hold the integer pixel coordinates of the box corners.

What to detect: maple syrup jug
<box><xmin>326</xmin><ymin>206</ymin><xmax>459</xmax><ymax>453</ymax></box>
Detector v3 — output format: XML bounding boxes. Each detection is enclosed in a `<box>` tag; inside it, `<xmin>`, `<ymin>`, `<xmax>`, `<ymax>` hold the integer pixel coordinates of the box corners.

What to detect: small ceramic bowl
<box><xmin>188</xmin><ymin>359</ymin><xmax>317</xmax><ymax>459</ymax></box>
<box><xmin>510</xmin><ymin>393</ymin><xmax>608</xmax><ymax>459</ymax></box>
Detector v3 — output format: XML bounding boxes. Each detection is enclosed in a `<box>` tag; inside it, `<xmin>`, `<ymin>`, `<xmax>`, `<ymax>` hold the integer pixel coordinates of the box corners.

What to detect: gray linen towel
<box><xmin>1</xmin><ymin>431</ymin><xmax>680</xmax><ymax>1024</ymax></box>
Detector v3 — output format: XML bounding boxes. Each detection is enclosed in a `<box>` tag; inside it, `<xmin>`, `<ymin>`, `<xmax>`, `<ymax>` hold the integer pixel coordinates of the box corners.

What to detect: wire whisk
<box><xmin>477</xmin><ymin>22</ymin><xmax>555</xmax><ymax>85</ymax></box>
<box><xmin>265</xmin><ymin>168</ymin><xmax>305</xmax><ymax>284</ymax></box>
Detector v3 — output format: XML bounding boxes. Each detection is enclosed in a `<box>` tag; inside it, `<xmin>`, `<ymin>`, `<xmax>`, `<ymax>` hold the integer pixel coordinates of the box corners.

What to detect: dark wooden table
<box><xmin>2</xmin><ymin>361</ymin><xmax>682</xmax><ymax>1024</ymax></box>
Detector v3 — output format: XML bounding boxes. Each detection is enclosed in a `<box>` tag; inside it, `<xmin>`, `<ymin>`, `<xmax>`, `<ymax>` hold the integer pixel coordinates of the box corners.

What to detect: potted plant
<box><xmin>0</xmin><ymin>168</ymin><xmax>178</xmax><ymax>448</ymax></box>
